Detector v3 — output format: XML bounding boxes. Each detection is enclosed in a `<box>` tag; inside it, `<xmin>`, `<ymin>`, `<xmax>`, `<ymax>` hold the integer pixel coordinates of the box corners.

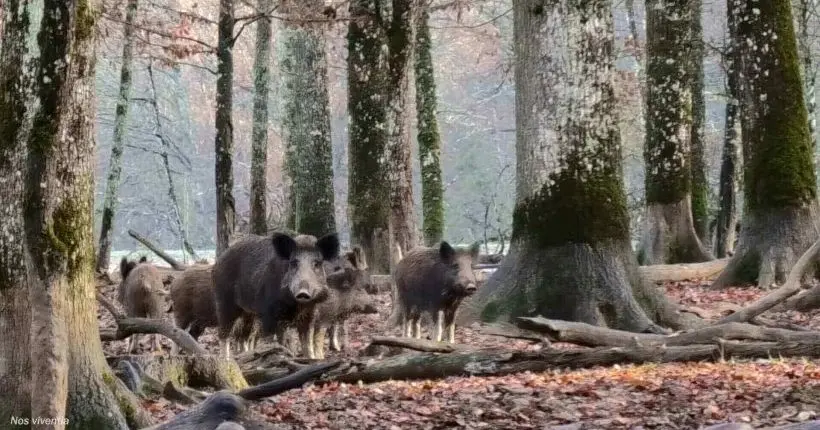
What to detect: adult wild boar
<box><xmin>119</xmin><ymin>256</ymin><xmax>165</xmax><ymax>353</ymax></box>
<box><xmin>211</xmin><ymin>232</ymin><xmax>340</xmax><ymax>359</ymax></box>
<box><xmin>390</xmin><ymin>241</ymin><xmax>480</xmax><ymax>343</ymax></box>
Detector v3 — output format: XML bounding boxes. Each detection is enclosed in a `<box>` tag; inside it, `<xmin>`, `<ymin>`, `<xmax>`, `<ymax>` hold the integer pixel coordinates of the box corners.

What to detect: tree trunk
<box><xmin>146</xmin><ymin>62</ymin><xmax>198</xmax><ymax>259</ymax></box>
<box><xmin>415</xmin><ymin>7</ymin><xmax>444</xmax><ymax>246</ymax></box>
<box><xmin>250</xmin><ymin>0</ymin><xmax>272</xmax><ymax>236</ymax></box>
<box><xmin>280</xmin><ymin>5</ymin><xmax>336</xmax><ymax>237</ymax></box>
<box><xmin>794</xmin><ymin>0</ymin><xmax>817</xmax><ymax>153</ymax></box>
<box><xmin>714</xmin><ymin>14</ymin><xmax>742</xmax><ymax>259</ymax></box>
<box><xmin>347</xmin><ymin>0</ymin><xmax>391</xmax><ymax>273</ymax></box>
<box><xmin>385</xmin><ymin>0</ymin><xmax>420</xmax><ymax>254</ymax></box>
<box><xmin>639</xmin><ymin>0</ymin><xmax>713</xmax><ymax>265</ymax></box>
<box><xmin>215</xmin><ymin>0</ymin><xmax>236</xmax><ymax>257</ymax></box>
<box><xmin>96</xmin><ymin>0</ymin><xmax>138</xmax><ymax>274</ymax></box>
<box><xmin>712</xmin><ymin>0</ymin><xmax>819</xmax><ymax>289</ymax></box>
<box><xmin>461</xmin><ymin>0</ymin><xmax>687</xmax><ymax>333</ymax></box>
<box><xmin>24</xmin><ymin>1</ymin><xmax>147</xmax><ymax>427</ymax></box>
<box><xmin>0</xmin><ymin>0</ymin><xmax>32</xmax><ymax>423</ymax></box>
<box><xmin>690</xmin><ymin>0</ymin><xmax>710</xmax><ymax>244</ymax></box>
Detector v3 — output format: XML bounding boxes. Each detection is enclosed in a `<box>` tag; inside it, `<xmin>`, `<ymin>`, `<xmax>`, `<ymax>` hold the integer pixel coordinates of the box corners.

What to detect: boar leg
<box><xmin>413</xmin><ymin>316</ymin><xmax>423</xmax><ymax>339</ymax></box>
<box><xmin>128</xmin><ymin>334</ymin><xmax>139</xmax><ymax>354</ymax></box>
<box><xmin>313</xmin><ymin>325</ymin><xmax>326</xmax><ymax>360</ymax></box>
<box><xmin>434</xmin><ymin>310</ymin><xmax>445</xmax><ymax>342</ymax></box>
<box><xmin>340</xmin><ymin>321</ymin><xmax>349</xmax><ymax>350</ymax></box>
<box><xmin>329</xmin><ymin>323</ymin><xmax>341</xmax><ymax>351</ymax></box>
<box><xmin>298</xmin><ymin>323</ymin><xmax>316</xmax><ymax>359</ymax></box>
<box><xmin>402</xmin><ymin>317</ymin><xmax>411</xmax><ymax>337</ymax></box>
<box><xmin>444</xmin><ymin>308</ymin><xmax>457</xmax><ymax>343</ymax></box>
<box><xmin>220</xmin><ymin>339</ymin><xmax>232</xmax><ymax>360</ymax></box>
<box><xmin>153</xmin><ymin>334</ymin><xmax>162</xmax><ymax>352</ymax></box>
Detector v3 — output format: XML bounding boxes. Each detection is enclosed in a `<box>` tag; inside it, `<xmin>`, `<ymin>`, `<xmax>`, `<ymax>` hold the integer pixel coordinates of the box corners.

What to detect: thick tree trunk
<box><xmin>461</xmin><ymin>0</ymin><xmax>692</xmax><ymax>332</ymax></box>
<box><xmin>215</xmin><ymin>0</ymin><xmax>236</xmax><ymax>257</ymax></box>
<box><xmin>385</xmin><ymin>0</ymin><xmax>420</xmax><ymax>254</ymax></box>
<box><xmin>712</xmin><ymin>0</ymin><xmax>819</xmax><ymax>289</ymax></box>
<box><xmin>24</xmin><ymin>1</ymin><xmax>147</xmax><ymax>427</ymax></box>
<box><xmin>146</xmin><ymin>62</ymin><xmax>198</xmax><ymax>259</ymax></box>
<box><xmin>280</xmin><ymin>6</ymin><xmax>336</xmax><ymax>237</ymax></box>
<box><xmin>415</xmin><ymin>7</ymin><xmax>444</xmax><ymax>246</ymax></box>
<box><xmin>96</xmin><ymin>0</ymin><xmax>138</xmax><ymax>274</ymax></box>
<box><xmin>639</xmin><ymin>0</ymin><xmax>713</xmax><ymax>265</ymax></box>
<box><xmin>794</xmin><ymin>0</ymin><xmax>817</xmax><ymax>153</ymax></box>
<box><xmin>0</xmin><ymin>0</ymin><xmax>32</xmax><ymax>422</ymax></box>
<box><xmin>249</xmin><ymin>0</ymin><xmax>272</xmax><ymax>236</ymax></box>
<box><xmin>347</xmin><ymin>0</ymin><xmax>391</xmax><ymax>274</ymax></box>
<box><xmin>690</xmin><ymin>0</ymin><xmax>710</xmax><ymax>244</ymax></box>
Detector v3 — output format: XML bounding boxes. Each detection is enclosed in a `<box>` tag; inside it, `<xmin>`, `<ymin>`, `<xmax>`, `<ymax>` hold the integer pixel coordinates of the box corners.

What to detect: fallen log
<box><xmin>785</xmin><ymin>284</ymin><xmax>820</xmax><ymax>312</ymax></box>
<box><xmin>639</xmin><ymin>258</ymin><xmax>730</xmax><ymax>283</ymax></box>
<box><xmin>718</xmin><ymin>237</ymin><xmax>820</xmax><ymax>324</ymax></box>
<box><xmin>128</xmin><ymin>229</ymin><xmax>188</xmax><ymax>271</ymax></box>
<box><xmin>323</xmin><ymin>339</ymin><xmax>820</xmax><ymax>385</ymax></box>
<box><xmin>108</xmin><ymin>355</ymin><xmax>248</xmax><ymax>392</ymax></box>
<box><xmin>477</xmin><ymin>322</ymin><xmax>548</xmax><ymax>343</ymax></box>
<box><xmin>369</xmin><ymin>336</ymin><xmax>470</xmax><ymax>353</ymax></box>
<box><xmin>516</xmin><ymin>317</ymin><xmax>820</xmax><ymax>347</ymax></box>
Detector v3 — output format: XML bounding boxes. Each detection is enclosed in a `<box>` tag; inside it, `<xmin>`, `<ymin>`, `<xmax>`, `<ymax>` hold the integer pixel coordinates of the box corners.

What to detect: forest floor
<box><xmin>98</xmin><ymin>279</ymin><xmax>820</xmax><ymax>429</ymax></box>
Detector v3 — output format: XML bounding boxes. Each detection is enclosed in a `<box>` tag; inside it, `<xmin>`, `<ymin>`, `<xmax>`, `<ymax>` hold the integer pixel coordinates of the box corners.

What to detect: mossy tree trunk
<box><xmin>95</xmin><ymin>0</ymin><xmax>138</xmax><ymax>273</ymax></box>
<box><xmin>415</xmin><ymin>6</ymin><xmax>444</xmax><ymax>246</ymax></box>
<box><xmin>462</xmin><ymin>0</ymin><xmax>695</xmax><ymax>333</ymax></box>
<box><xmin>0</xmin><ymin>0</ymin><xmax>32</xmax><ymax>423</ymax></box>
<box><xmin>250</xmin><ymin>0</ymin><xmax>272</xmax><ymax>236</ymax></box>
<box><xmin>280</xmin><ymin>4</ymin><xmax>336</xmax><ymax>237</ymax></box>
<box><xmin>215</xmin><ymin>0</ymin><xmax>236</xmax><ymax>256</ymax></box>
<box><xmin>714</xmin><ymin>5</ymin><xmax>742</xmax><ymax>259</ymax></box>
<box><xmin>794</xmin><ymin>0</ymin><xmax>817</xmax><ymax>153</ymax></box>
<box><xmin>712</xmin><ymin>0</ymin><xmax>819</xmax><ymax>289</ymax></box>
<box><xmin>385</xmin><ymin>0</ymin><xmax>421</xmax><ymax>255</ymax></box>
<box><xmin>689</xmin><ymin>0</ymin><xmax>710</xmax><ymax>245</ymax></box>
<box><xmin>348</xmin><ymin>0</ymin><xmax>391</xmax><ymax>273</ymax></box>
<box><xmin>24</xmin><ymin>1</ymin><xmax>149</xmax><ymax>427</ymax></box>
<box><xmin>638</xmin><ymin>0</ymin><xmax>713</xmax><ymax>265</ymax></box>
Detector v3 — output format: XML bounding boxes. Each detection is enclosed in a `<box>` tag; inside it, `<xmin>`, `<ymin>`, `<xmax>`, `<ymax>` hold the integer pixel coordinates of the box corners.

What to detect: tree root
<box><xmin>639</xmin><ymin>200</ymin><xmax>714</xmax><ymax>265</ymax></box>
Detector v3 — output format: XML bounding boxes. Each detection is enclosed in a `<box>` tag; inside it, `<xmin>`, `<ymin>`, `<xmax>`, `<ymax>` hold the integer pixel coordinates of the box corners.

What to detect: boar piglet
<box><xmin>212</xmin><ymin>232</ymin><xmax>340</xmax><ymax>359</ymax></box>
<box><xmin>391</xmin><ymin>241</ymin><xmax>480</xmax><ymax>343</ymax></box>
<box><xmin>304</xmin><ymin>249</ymin><xmax>378</xmax><ymax>358</ymax></box>
<box><xmin>119</xmin><ymin>256</ymin><xmax>165</xmax><ymax>353</ymax></box>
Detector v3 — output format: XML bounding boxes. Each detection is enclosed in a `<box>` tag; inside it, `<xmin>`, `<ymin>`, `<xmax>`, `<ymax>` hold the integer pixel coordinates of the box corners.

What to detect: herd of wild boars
<box><xmin>116</xmin><ymin>231</ymin><xmax>482</xmax><ymax>358</ymax></box>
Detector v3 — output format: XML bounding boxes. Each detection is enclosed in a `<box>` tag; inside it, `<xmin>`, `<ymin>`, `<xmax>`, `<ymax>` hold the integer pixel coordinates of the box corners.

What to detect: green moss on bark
<box><xmin>690</xmin><ymin>0</ymin><xmax>709</xmax><ymax>240</ymax></box>
<box><xmin>415</xmin><ymin>8</ymin><xmax>444</xmax><ymax>246</ymax></box>
<box><xmin>644</xmin><ymin>0</ymin><xmax>694</xmax><ymax>204</ymax></box>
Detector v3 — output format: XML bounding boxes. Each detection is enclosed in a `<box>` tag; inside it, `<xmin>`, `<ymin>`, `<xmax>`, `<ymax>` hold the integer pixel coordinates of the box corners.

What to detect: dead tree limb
<box><xmin>101</xmin><ymin>317</ymin><xmax>207</xmax><ymax>356</ymax></box>
<box><xmin>369</xmin><ymin>336</ymin><xmax>469</xmax><ymax>353</ymax></box>
<box><xmin>784</xmin><ymin>283</ymin><xmax>820</xmax><ymax>312</ymax></box>
<box><xmin>237</xmin><ymin>360</ymin><xmax>341</xmax><ymax>401</ymax></box>
<box><xmin>717</xmin><ymin>237</ymin><xmax>820</xmax><ymax>323</ymax></box>
<box><xmin>477</xmin><ymin>322</ymin><xmax>547</xmax><ymax>343</ymax></box>
<box><xmin>640</xmin><ymin>258</ymin><xmax>730</xmax><ymax>283</ymax></box>
<box><xmin>128</xmin><ymin>229</ymin><xmax>188</xmax><ymax>270</ymax></box>
<box><xmin>516</xmin><ymin>317</ymin><xmax>820</xmax><ymax>347</ymax></box>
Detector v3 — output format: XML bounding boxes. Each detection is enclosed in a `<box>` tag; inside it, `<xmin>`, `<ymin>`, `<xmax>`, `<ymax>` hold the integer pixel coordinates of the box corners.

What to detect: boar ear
<box><xmin>439</xmin><ymin>241</ymin><xmax>456</xmax><ymax>262</ymax></box>
<box><xmin>316</xmin><ymin>233</ymin><xmax>341</xmax><ymax>261</ymax></box>
<box><xmin>345</xmin><ymin>250</ymin><xmax>359</xmax><ymax>269</ymax></box>
<box><xmin>139</xmin><ymin>255</ymin><xmax>148</xmax><ymax>263</ymax></box>
<box><xmin>271</xmin><ymin>233</ymin><xmax>297</xmax><ymax>260</ymax></box>
<box><xmin>119</xmin><ymin>258</ymin><xmax>129</xmax><ymax>277</ymax></box>
<box><xmin>469</xmin><ymin>242</ymin><xmax>481</xmax><ymax>260</ymax></box>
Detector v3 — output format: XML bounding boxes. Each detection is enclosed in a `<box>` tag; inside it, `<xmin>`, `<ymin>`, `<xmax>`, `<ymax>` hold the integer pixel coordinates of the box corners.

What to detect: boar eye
<box><xmin>289</xmin><ymin>259</ymin><xmax>299</xmax><ymax>268</ymax></box>
<box><xmin>313</xmin><ymin>260</ymin><xmax>322</xmax><ymax>269</ymax></box>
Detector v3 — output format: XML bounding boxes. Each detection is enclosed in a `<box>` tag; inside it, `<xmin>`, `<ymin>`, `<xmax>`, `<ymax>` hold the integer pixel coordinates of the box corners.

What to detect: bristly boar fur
<box><xmin>118</xmin><ymin>256</ymin><xmax>165</xmax><ymax>353</ymax></box>
<box><xmin>211</xmin><ymin>232</ymin><xmax>340</xmax><ymax>359</ymax></box>
<box><xmin>390</xmin><ymin>241</ymin><xmax>480</xmax><ymax>343</ymax></box>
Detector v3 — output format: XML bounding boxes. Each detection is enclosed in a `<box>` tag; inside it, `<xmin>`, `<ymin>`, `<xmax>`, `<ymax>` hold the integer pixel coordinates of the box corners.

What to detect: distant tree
<box><xmin>415</xmin><ymin>5</ymin><xmax>444</xmax><ymax>246</ymax></box>
<box><xmin>795</xmin><ymin>0</ymin><xmax>817</xmax><ymax>152</ymax></box>
<box><xmin>638</xmin><ymin>0</ymin><xmax>713</xmax><ymax>265</ymax></box>
<box><xmin>347</xmin><ymin>0</ymin><xmax>391</xmax><ymax>273</ymax></box>
<box><xmin>0</xmin><ymin>0</ymin><xmax>32</xmax><ymax>422</ymax></box>
<box><xmin>23</xmin><ymin>0</ymin><xmax>148</xmax><ymax>426</ymax></box>
<box><xmin>713</xmin><ymin>0</ymin><xmax>818</xmax><ymax>288</ymax></box>
<box><xmin>215</xmin><ymin>0</ymin><xmax>236</xmax><ymax>256</ymax></box>
<box><xmin>386</xmin><ymin>0</ymin><xmax>421</xmax><ymax>255</ymax></box>
<box><xmin>250</xmin><ymin>0</ymin><xmax>273</xmax><ymax>235</ymax></box>
<box><xmin>280</xmin><ymin>2</ymin><xmax>336</xmax><ymax>237</ymax></box>
<box><xmin>690</xmin><ymin>0</ymin><xmax>709</xmax><ymax>243</ymax></box>
<box><xmin>96</xmin><ymin>0</ymin><xmax>139</xmax><ymax>273</ymax></box>
<box><xmin>464</xmin><ymin>0</ymin><xmax>697</xmax><ymax>332</ymax></box>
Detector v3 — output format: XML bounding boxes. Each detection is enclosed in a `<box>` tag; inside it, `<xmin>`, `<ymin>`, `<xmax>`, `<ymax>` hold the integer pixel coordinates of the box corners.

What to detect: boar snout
<box><xmin>456</xmin><ymin>281</ymin><xmax>477</xmax><ymax>295</ymax></box>
<box><xmin>295</xmin><ymin>281</ymin><xmax>313</xmax><ymax>302</ymax></box>
<box><xmin>464</xmin><ymin>282</ymin><xmax>477</xmax><ymax>294</ymax></box>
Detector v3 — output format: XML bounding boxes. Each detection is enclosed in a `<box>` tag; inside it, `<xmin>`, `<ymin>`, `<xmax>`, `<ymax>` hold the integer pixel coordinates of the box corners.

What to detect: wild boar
<box><xmin>211</xmin><ymin>232</ymin><xmax>340</xmax><ymax>359</ymax></box>
<box><xmin>390</xmin><ymin>241</ymin><xmax>480</xmax><ymax>343</ymax></box>
<box><xmin>119</xmin><ymin>256</ymin><xmax>165</xmax><ymax>353</ymax></box>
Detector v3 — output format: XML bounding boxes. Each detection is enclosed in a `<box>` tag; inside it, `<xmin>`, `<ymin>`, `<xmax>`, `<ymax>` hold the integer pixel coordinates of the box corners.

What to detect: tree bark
<box><xmin>280</xmin><ymin>4</ymin><xmax>336</xmax><ymax>237</ymax></box>
<box><xmin>415</xmin><ymin>6</ymin><xmax>444</xmax><ymax>246</ymax></box>
<box><xmin>714</xmin><ymin>101</ymin><xmax>741</xmax><ymax>257</ymax></box>
<box><xmin>0</xmin><ymin>0</ymin><xmax>32</xmax><ymax>423</ymax></box>
<box><xmin>215</xmin><ymin>0</ymin><xmax>236</xmax><ymax>257</ymax></box>
<box><xmin>461</xmin><ymin>0</ymin><xmax>694</xmax><ymax>332</ymax></box>
<box><xmin>96</xmin><ymin>0</ymin><xmax>139</xmax><ymax>274</ymax></box>
<box><xmin>639</xmin><ymin>0</ymin><xmax>713</xmax><ymax>265</ymax></box>
<box><xmin>250</xmin><ymin>0</ymin><xmax>272</xmax><ymax>236</ymax></box>
<box><xmin>347</xmin><ymin>0</ymin><xmax>391</xmax><ymax>274</ymax></box>
<box><xmin>385</xmin><ymin>0</ymin><xmax>421</xmax><ymax>254</ymax></box>
<box><xmin>712</xmin><ymin>0</ymin><xmax>820</xmax><ymax>289</ymax></box>
<box><xmin>795</xmin><ymin>0</ymin><xmax>817</xmax><ymax>153</ymax></box>
<box><xmin>690</xmin><ymin>0</ymin><xmax>710</xmax><ymax>244</ymax></box>
<box><xmin>24</xmin><ymin>1</ymin><xmax>147</xmax><ymax>427</ymax></box>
